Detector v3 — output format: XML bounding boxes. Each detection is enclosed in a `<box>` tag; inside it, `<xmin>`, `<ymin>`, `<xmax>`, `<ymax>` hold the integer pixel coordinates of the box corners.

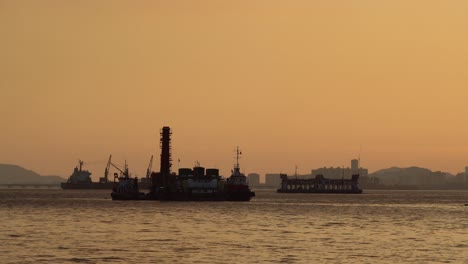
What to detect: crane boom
<box><xmin>109</xmin><ymin>161</ymin><xmax>124</xmax><ymax>174</ymax></box>
<box><xmin>146</xmin><ymin>155</ymin><xmax>153</xmax><ymax>179</ymax></box>
<box><xmin>109</xmin><ymin>160</ymin><xmax>128</xmax><ymax>176</ymax></box>
<box><xmin>104</xmin><ymin>155</ymin><xmax>112</xmax><ymax>182</ymax></box>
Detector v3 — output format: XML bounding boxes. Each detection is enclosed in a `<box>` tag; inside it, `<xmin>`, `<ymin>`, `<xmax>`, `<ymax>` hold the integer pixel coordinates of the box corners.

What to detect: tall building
<box><xmin>351</xmin><ymin>159</ymin><xmax>359</xmax><ymax>174</ymax></box>
<box><xmin>265</xmin><ymin>173</ymin><xmax>282</xmax><ymax>187</ymax></box>
<box><xmin>247</xmin><ymin>173</ymin><xmax>260</xmax><ymax>187</ymax></box>
<box><xmin>465</xmin><ymin>167</ymin><xmax>468</xmax><ymax>182</ymax></box>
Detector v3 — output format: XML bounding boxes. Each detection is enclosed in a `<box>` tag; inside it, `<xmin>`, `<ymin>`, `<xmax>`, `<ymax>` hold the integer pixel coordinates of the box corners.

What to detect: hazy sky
<box><xmin>1</xmin><ymin>1</ymin><xmax>468</xmax><ymax>180</ymax></box>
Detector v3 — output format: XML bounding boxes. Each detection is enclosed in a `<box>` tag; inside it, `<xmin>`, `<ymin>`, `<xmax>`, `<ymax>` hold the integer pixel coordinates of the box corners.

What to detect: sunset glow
<box><xmin>1</xmin><ymin>1</ymin><xmax>468</xmax><ymax>179</ymax></box>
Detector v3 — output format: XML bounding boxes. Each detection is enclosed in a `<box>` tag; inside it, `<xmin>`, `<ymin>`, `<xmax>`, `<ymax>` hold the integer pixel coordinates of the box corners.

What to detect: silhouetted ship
<box><xmin>277</xmin><ymin>174</ymin><xmax>363</xmax><ymax>194</ymax></box>
<box><xmin>61</xmin><ymin>157</ymin><xmax>152</xmax><ymax>190</ymax></box>
<box><xmin>224</xmin><ymin>147</ymin><xmax>256</xmax><ymax>201</ymax></box>
<box><xmin>61</xmin><ymin>160</ymin><xmax>114</xmax><ymax>189</ymax></box>
<box><xmin>110</xmin><ymin>175</ymin><xmax>146</xmax><ymax>200</ymax></box>
<box><xmin>111</xmin><ymin>126</ymin><xmax>255</xmax><ymax>201</ymax></box>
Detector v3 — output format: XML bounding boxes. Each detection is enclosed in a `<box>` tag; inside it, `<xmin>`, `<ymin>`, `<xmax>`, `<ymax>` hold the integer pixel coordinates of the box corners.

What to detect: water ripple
<box><xmin>1</xmin><ymin>189</ymin><xmax>468</xmax><ymax>264</ymax></box>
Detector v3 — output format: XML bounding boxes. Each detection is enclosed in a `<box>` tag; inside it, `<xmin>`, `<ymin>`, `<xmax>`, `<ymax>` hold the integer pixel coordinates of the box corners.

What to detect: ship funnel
<box><xmin>160</xmin><ymin>126</ymin><xmax>172</xmax><ymax>176</ymax></box>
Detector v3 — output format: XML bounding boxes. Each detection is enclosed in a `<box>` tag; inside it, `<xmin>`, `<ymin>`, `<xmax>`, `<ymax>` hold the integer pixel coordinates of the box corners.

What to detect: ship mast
<box><xmin>124</xmin><ymin>160</ymin><xmax>129</xmax><ymax>178</ymax></box>
<box><xmin>236</xmin><ymin>146</ymin><xmax>241</xmax><ymax>169</ymax></box>
<box><xmin>78</xmin><ymin>160</ymin><xmax>84</xmax><ymax>172</ymax></box>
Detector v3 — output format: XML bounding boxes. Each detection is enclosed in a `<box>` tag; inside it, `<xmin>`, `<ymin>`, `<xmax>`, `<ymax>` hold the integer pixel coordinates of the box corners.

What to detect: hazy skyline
<box><xmin>2</xmin><ymin>1</ymin><xmax>468</xmax><ymax>180</ymax></box>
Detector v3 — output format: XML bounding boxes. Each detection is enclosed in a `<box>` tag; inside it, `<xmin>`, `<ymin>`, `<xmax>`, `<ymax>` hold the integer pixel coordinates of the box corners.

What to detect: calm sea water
<box><xmin>1</xmin><ymin>189</ymin><xmax>467</xmax><ymax>264</ymax></box>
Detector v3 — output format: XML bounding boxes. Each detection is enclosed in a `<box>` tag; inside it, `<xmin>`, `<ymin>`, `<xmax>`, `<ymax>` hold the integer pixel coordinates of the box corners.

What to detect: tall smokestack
<box><xmin>160</xmin><ymin>126</ymin><xmax>172</xmax><ymax>177</ymax></box>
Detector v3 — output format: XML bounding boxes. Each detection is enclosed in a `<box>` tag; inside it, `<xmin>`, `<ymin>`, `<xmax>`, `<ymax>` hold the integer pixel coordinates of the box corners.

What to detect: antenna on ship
<box><xmin>235</xmin><ymin>146</ymin><xmax>242</xmax><ymax>169</ymax></box>
<box><xmin>78</xmin><ymin>160</ymin><xmax>84</xmax><ymax>172</ymax></box>
<box><xmin>124</xmin><ymin>160</ymin><xmax>129</xmax><ymax>178</ymax></box>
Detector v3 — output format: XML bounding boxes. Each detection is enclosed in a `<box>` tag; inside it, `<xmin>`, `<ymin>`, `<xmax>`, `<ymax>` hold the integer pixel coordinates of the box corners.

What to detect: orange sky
<box><xmin>1</xmin><ymin>1</ymin><xmax>468</xmax><ymax>180</ymax></box>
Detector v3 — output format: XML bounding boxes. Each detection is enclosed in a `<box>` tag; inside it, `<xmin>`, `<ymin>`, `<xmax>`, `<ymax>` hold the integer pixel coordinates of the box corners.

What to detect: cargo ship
<box><xmin>111</xmin><ymin>126</ymin><xmax>255</xmax><ymax>201</ymax></box>
<box><xmin>277</xmin><ymin>173</ymin><xmax>362</xmax><ymax>194</ymax></box>
<box><xmin>61</xmin><ymin>160</ymin><xmax>114</xmax><ymax>189</ymax></box>
<box><xmin>61</xmin><ymin>156</ymin><xmax>152</xmax><ymax>190</ymax></box>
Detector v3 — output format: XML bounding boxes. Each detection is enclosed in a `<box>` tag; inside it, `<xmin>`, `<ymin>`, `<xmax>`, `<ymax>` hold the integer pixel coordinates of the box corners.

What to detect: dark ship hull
<box><xmin>111</xmin><ymin>190</ymin><xmax>256</xmax><ymax>202</ymax></box>
<box><xmin>146</xmin><ymin>189</ymin><xmax>226</xmax><ymax>201</ymax></box>
<box><xmin>224</xmin><ymin>183</ymin><xmax>255</xmax><ymax>201</ymax></box>
<box><xmin>111</xmin><ymin>191</ymin><xmax>147</xmax><ymax>200</ymax></box>
<box><xmin>225</xmin><ymin>190</ymin><xmax>255</xmax><ymax>201</ymax></box>
<box><xmin>139</xmin><ymin>187</ymin><xmax>255</xmax><ymax>202</ymax></box>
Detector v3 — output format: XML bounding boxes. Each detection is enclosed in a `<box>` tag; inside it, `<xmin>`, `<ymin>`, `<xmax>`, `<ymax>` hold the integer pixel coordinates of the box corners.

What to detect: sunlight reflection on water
<box><xmin>1</xmin><ymin>189</ymin><xmax>467</xmax><ymax>263</ymax></box>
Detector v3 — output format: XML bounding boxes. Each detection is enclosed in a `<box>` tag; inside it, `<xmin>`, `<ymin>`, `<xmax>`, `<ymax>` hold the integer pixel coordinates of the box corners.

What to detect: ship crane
<box><xmin>104</xmin><ymin>155</ymin><xmax>112</xmax><ymax>182</ymax></box>
<box><xmin>146</xmin><ymin>155</ymin><xmax>153</xmax><ymax>179</ymax></box>
<box><xmin>105</xmin><ymin>156</ymin><xmax>130</xmax><ymax>181</ymax></box>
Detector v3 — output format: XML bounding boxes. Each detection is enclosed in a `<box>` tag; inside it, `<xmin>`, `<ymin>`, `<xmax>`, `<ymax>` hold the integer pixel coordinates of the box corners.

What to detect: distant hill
<box><xmin>371</xmin><ymin>166</ymin><xmax>432</xmax><ymax>176</ymax></box>
<box><xmin>0</xmin><ymin>164</ymin><xmax>66</xmax><ymax>184</ymax></box>
<box><xmin>369</xmin><ymin>166</ymin><xmax>450</xmax><ymax>186</ymax></box>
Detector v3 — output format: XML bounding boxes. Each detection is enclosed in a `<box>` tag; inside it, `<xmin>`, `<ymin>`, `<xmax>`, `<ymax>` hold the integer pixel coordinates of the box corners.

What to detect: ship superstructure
<box><xmin>64</xmin><ymin>160</ymin><xmax>92</xmax><ymax>184</ymax></box>
<box><xmin>111</xmin><ymin>126</ymin><xmax>255</xmax><ymax>201</ymax></box>
<box><xmin>277</xmin><ymin>173</ymin><xmax>362</xmax><ymax>194</ymax></box>
<box><xmin>148</xmin><ymin>127</ymin><xmax>226</xmax><ymax>200</ymax></box>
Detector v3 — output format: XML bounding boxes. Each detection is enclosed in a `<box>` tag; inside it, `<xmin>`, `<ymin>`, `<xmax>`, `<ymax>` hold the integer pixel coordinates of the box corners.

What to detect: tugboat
<box><xmin>110</xmin><ymin>161</ymin><xmax>147</xmax><ymax>200</ymax></box>
<box><xmin>110</xmin><ymin>176</ymin><xmax>147</xmax><ymax>200</ymax></box>
<box><xmin>224</xmin><ymin>147</ymin><xmax>256</xmax><ymax>201</ymax></box>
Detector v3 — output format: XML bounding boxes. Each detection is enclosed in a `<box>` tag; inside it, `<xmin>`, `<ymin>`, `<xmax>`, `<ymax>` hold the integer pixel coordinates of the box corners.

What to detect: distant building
<box><xmin>351</xmin><ymin>159</ymin><xmax>359</xmax><ymax>172</ymax></box>
<box><xmin>265</xmin><ymin>173</ymin><xmax>282</xmax><ymax>187</ymax></box>
<box><xmin>456</xmin><ymin>173</ymin><xmax>467</xmax><ymax>183</ymax></box>
<box><xmin>373</xmin><ymin>167</ymin><xmax>449</xmax><ymax>187</ymax></box>
<box><xmin>451</xmin><ymin>167</ymin><xmax>468</xmax><ymax>183</ymax></box>
<box><xmin>247</xmin><ymin>173</ymin><xmax>260</xmax><ymax>187</ymax></box>
<box><xmin>292</xmin><ymin>173</ymin><xmax>314</xmax><ymax>179</ymax></box>
<box><xmin>453</xmin><ymin>167</ymin><xmax>468</xmax><ymax>183</ymax></box>
<box><xmin>312</xmin><ymin>160</ymin><xmax>368</xmax><ymax>180</ymax></box>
